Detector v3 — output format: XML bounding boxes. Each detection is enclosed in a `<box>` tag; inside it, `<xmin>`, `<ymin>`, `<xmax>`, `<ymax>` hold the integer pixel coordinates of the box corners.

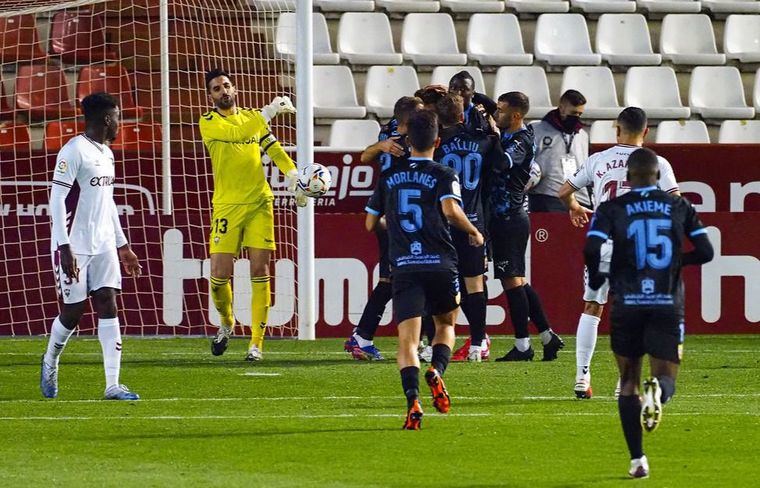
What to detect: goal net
<box><xmin>0</xmin><ymin>0</ymin><xmax>300</xmax><ymax>338</ymax></box>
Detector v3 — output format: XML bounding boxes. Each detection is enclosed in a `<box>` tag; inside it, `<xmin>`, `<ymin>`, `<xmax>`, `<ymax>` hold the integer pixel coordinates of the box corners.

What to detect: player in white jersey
<box><xmin>558</xmin><ymin>107</ymin><xmax>680</xmax><ymax>399</ymax></box>
<box><xmin>40</xmin><ymin>92</ymin><xmax>142</xmax><ymax>401</ymax></box>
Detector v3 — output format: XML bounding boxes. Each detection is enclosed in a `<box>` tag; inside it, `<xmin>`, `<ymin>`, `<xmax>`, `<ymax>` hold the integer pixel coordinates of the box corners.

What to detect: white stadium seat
<box><xmin>328</xmin><ymin>119</ymin><xmax>382</xmax><ymax>149</ymax></box>
<box><xmin>534</xmin><ymin>14</ymin><xmax>601</xmax><ymax>66</ymax></box>
<box><xmin>571</xmin><ymin>0</ymin><xmax>636</xmax><ymax>13</ymax></box>
<box><xmin>493</xmin><ymin>66</ymin><xmax>553</xmax><ymax>118</ymax></box>
<box><xmin>718</xmin><ymin>120</ymin><xmax>760</xmax><ymax>143</ymax></box>
<box><xmin>596</xmin><ymin>14</ymin><xmax>661</xmax><ymax>66</ymax></box>
<box><xmin>365</xmin><ymin>65</ymin><xmax>420</xmax><ymax>118</ymax></box>
<box><xmin>624</xmin><ymin>67</ymin><xmax>690</xmax><ymax>119</ymax></box>
<box><xmin>247</xmin><ymin>0</ymin><xmax>296</xmax><ymax>9</ymax></box>
<box><xmin>560</xmin><ymin>67</ymin><xmax>620</xmax><ymax>118</ymax></box>
<box><xmin>338</xmin><ymin>13</ymin><xmax>403</xmax><ymax>65</ymax></box>
<box><xmin>655</xmin><ymin>120</ymin><xmax>711</xmax><ymax>143</ymax></box>
<box><xmin>689</xmin><ymin>66</ymin><xmax>755</xmax><ymax>119</ymax></box>
<box><xmin>467</xmin><ymin>14</ymin><xmax>533</xmax><ymax>66</ymax></box>
<box><xmin>589</xmin><ymin>120</ymin><xmax>618</xmax><ymax>144</ymax></box>
<box><xmin>441</xmin><ymin>0</ymin><xmax>505</xmax><ymax>12</ymax></box>
<box><xmin>702</xmin><ymin>0</ymin><xmax>760</xmax><ymax>14</ymax></box>
<box><xmin>376</xmin><ymin>0</ymin><xmax>441</xmax><ymax>12</ymax></box>
<box><xmin>660</xmin><ymin>14</ymin><xmax>726</xmax><ymax>65</ymax></box>
<box><xmin>402</xmin><ymin>13</ymin><xmax>467</xmax><ymax>65</ymax></box>
<box><xmin>504</xmin><ymin>0</ymin><xmax>570</xmax><ymax>12</ymax></box>
<box><xmin>430</xmin><ymin>66</ymin><xmax>486</xmax><ymax>93</ymax></box>
<box><xmin>755</xmin><ymin>68</ymin><xmax>760</xmax><ymax>111</ymax></box>
<box><xmin>313</xmin><ymin>66</ymin><xmax>367</xmax><ymax>118</ymax></box>
<box><xmin>724</xmin><ymin>15</ymin><xmax>760</xmax><ymax>63</ymax></box>
<box><xmin>276</xmin><ymin>13</ymin><xmax>339</xmax><ymax>65</ymax></box>
<box><xmin>315</xmin><ymin>0</ymin><xmax>376</xmax><ymax>11</ymax></box>
<box><xmin>637</xmin><ymin>0</ymin><xmax>701</xmax><ymax>13</ymax></box>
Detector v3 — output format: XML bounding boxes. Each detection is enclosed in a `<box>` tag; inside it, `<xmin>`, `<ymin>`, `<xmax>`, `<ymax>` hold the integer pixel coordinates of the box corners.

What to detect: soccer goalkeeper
<box><xmin>200</xmin><ymin>68</ymin><xmax>304</xmax><ymax>361</ymax></box>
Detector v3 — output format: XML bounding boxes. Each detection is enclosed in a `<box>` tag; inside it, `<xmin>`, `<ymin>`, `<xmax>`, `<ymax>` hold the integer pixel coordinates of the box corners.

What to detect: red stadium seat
<box><xmin>15</xmin><ymin>64</ymin><xmax>79</xmax><ymax>120</ymax></box>
<box><xmin>48</xmin><ymin>10</ymin><xmax>116</xmax><ymax>64</ymax></box>
<box><xmin>0</xmin><ymin>15</ymin><xmax>45</xmax><ymax>63</ymax></box>
<box><xmin>0</xmin><ymin>79</ymin><xmax>14</xmax><ymax>120</ymax></box>
<box><xmin>77</xmin><ymin>63</ymin><xmax>142</xmax><ymax>118</ymax></box>
<box><xmin>111</xmin><ymin>122</ymin><xmax>161</xmax><ymax>151</ymax></box>
<box><xmin>45</xmin><ymin>120</ymin><xmax>85</xmax><ymax>151</ymax></box>
<box><xmin>0</xmin><ymin>123</ymin><xmax>31</xmax><ymax>150</ymax></box>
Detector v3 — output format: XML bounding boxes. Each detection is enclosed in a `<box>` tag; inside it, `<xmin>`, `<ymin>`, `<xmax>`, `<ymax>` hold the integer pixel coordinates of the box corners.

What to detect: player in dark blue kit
<box><xmin>489</xmin><ymin>92</ymin><xmax>564</xmax><ymax>362</ymax></box>
<box><xmin>447</xmin><ymin>71</ymin><xmax>497</xmax><ymax>136</ymax></box>
<box><xmin>434</xmin><ymin>93</ymin><xmax>508</xmax><ymax>362</ymax></box>
<box><xmin>365</xmin><ymin>110</ymin><xmax>484</xmax><ymax>430</ymax></box>
<box><xmin>584</xmin><ymin>148</ymin><xmax>714</xmax><ymax>479</ymax></box>
<box><xmin>344</xmin><ymin>96</ymin><xmax>423</xmax><ymax>360</ymax></box>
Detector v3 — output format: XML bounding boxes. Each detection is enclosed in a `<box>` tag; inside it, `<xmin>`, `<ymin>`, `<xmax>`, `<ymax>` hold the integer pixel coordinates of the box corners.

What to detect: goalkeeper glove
<box><xmin>286</xmin><ymin>169</ymin><xmax>309</xmax><ymax>208</ymax></box>
<box><xmin>261</xmin><ymin>96</ymin><xmax>296</xmax><ymax>122</ymax></box>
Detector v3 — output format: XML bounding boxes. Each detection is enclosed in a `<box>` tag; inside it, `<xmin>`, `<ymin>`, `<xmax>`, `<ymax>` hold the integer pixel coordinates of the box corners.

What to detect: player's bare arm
<box><xmin>360</xmin><ymin>137</ymin><xmax>404</xmax><ymax>163</ymax></box>
<box><xmin>58</xmin><ymin>244</ymin><xmax>79</xmax><ymax>281</ymax></box>
<box><xmin>118</xmin><ymin>244</ymin><xmax>142</xmax><ymax>277</ymax></box>
<box><xmin>559</xmin><ymin>180</ymin><xmax>592</xmax><ymax>227</ymax></box>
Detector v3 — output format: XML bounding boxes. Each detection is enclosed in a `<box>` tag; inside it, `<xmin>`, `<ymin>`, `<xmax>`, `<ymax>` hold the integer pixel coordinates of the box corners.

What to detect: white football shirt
<box><xmin>567</xmin><ymin>144</ymin><xmax>679</xmax><ymax>209</ymax></box>
<box><xmin>50</xmin><ymin>135</ymin><xmax>125</xmax><ymax>254</ymax></box>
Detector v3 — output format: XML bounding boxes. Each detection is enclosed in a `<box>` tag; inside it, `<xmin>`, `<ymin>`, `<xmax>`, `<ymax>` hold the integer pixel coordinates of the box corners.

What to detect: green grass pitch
<box><xmin>0</xmin><ymin>335</ymin><xmax>758</xmax><ymax>487</ymax></box>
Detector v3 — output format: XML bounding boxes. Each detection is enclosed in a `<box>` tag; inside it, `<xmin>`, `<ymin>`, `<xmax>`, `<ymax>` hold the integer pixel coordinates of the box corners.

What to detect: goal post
<box><xmin>0</xmin><ymin>0</ymin><xmax>315</xmax><ymax>339</ymax></box>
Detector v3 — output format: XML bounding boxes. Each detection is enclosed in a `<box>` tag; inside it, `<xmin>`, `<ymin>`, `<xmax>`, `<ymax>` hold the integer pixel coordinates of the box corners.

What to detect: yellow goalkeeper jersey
<box><xmin>199</xmin><ymin>107</ymin><xmax>296</xmax><ymax>205</ymax></box>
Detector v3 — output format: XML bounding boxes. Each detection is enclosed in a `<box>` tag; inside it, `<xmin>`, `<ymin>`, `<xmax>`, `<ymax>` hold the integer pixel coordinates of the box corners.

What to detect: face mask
<box><xmin>562</xmin><ymin>115</ymin><xmax>580</xmax><ymax>132</ymax></box>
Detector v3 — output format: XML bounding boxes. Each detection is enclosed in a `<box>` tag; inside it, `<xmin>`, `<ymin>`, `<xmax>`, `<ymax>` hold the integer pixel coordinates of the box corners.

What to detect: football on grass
<box><xmin>298</xmin><ymin>163</ymin><xmax>332</xmax><ymax>197</ymax></box>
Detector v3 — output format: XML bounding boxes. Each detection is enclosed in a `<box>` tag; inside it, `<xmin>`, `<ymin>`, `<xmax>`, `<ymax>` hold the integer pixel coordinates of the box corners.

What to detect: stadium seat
<box><xmin>441</xmin><ymin>0</ymin><xmax>505</xmax><ymax>12</ymax></box>
<box><xmin>110</xmin><ymin>123</ymin><xmax>161</xmax><ymax>151</ymax></box>
<box><xmin>493</xmin><ymin>66</ymin><xmax>553</xmax><ymax>118</ymax></box>
<box><xmin>338</xmin><ymin>13</ymin><xmax>403</xmax><ymax>65</ymax></box>
<box><xmin>0</xmin><ymin>80</ymin><xmax>13</xmax><ymax>120</ymax></box>
<box><xmin>247</xmin><ymin>0</ymin><xmax>297</xmax><ymax>9</ymax></box>
<box><xmin>702</xmin><ymin>0</ymin><xmax>760</xmax><ymax>13</ymax></box>
<box><xmin>0</xmin><ymin>15</ymin><xmax>45</xmax><ymax>63</ymax></box>
<box><xmin>596</xmin><ymin>14</ymin><xmax>661</xmax><ymax>66</ymax></box>
<box><xmin>724</xmin><ymin>15</ymin><xmax>760</xmax><ymax>63</ymax></box>
<box><xmin>430</xmin><ymin>66</ymin><xmax>486</xmax><ymax>92</ymax></box>
<box><xmin>560</xmin><ymin>67</ymin><xmax>620</xmax><ymax>118</ymax></box>
<box><xmin>589</xmin><ymin>120</ymin><xmax>618</xmax><ymax>143</ymax></box>
<box><xmin>45</xmin><ymin>121</ymin><xmax>85</xmax><ymax>151</ymax></box>
<box><xmin>77</xmin><ymin>63</ymin><xmax>142</xmax><ymax>119</ymax></box>
<box><xmin>755</xmin><ymin>68</ymin><xmax>760</xmax><ymax>111</ymax></box>
<box><xmin>689</xmin><ymin>66</ymin><xmax>755</xmax><ymax>119</ymax></box>
<box><xmin>315</xmin><ymin>0</ymin><xmax>376</xmax><ymax>11</ymax></box>
<box><xmin>504</xmin><ymin>0</ymin><xmax>570</xmax><ymax>13</ymax></box>
<box><xmin>48</xmin><ymin>10</ymin><xmax>116</xmax><ymax>64</ymax></box>
<box><xmin>328</xmin><ymin>119</ymin><xmax>382</xmax><ymax>149</ymax></box>
<box><xmin>571</xmin><ymin>0</ymin><xmax>636</xmax><ymax>13</ymax></box>
<box><xmin>15</xmin><ymin>64</ymin><xmax>79</xmax><ymax>120</ymax></box>
<box><xmin>375</xmin><ymin>0</ymin><xmax>441</xmax><ymax>12</ymax></box>
<box><xmin>660</xmin><ymin>15</ymin><xmax>726</xmax><ymax>65</ymax></box>
<box><xmin>313</xmin><ymin>66</ymin><xmax>367</xmax><ymax>118</ymax></box>
<box><xmin>276</xmin><ymin>13</ymin><xmax>339</xmax><ymax>65</ymax></box>
<box><xmin>636</xmin><ymin>0</ymin><xmax>701</xmax><ymax>13</ymax></box>
<box><xmin>534</xmin><ymin>14</ymin><xmax>601</xmax><ymax>66</ymax></box>
<box><xmin>0</xmin><ymin>123</ymin><xmax>31</xmax><ymax>150</ymax></box>
<box><xmin>402</xmin><ymin>14</ymin><xmax>467</xmax><ymax>65</ymax></box>
<box><xmin>718</xmin><ymin>120</ymin><xmax>760</xmax><ymax>143</ymax></box>
<box><xmin>365</xmin><ymin>65</ymin><xmax>420</xmax><ymax>118</ymax></box>
<box><xmin>624</xmin><ymin>67</ymin><xmax>690</xmax><ymax>119</ymax></box>
<box><xmin>467</xmin><ymin>14</ymin><xmax>533</xmax><ymax>66</ymax></box>
<box><xmin>655</xmin><ymin>120</ymin><xmax>710</xmax><ymax>143</ymax></box>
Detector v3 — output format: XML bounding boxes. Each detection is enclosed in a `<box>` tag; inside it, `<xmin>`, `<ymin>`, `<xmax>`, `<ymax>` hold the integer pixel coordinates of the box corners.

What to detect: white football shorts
<box><xmin>53</xmin><ymin>248</ymin><xmax>121</xmax><ymax>304</ymax></box>
<box><xmin>582</xmin><ymin>239</ymin><xmax>613</xmax><ymax>305</ymax></box>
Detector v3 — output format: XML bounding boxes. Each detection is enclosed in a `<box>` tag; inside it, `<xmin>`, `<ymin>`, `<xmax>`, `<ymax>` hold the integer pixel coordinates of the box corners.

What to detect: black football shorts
<box><xmin>489</xmin><ymin>210</ymin><xmax>529</xmax><ymax>279</ymax></box>
<box><xmin>610</xmin><ymin>306</ymin><xmax>681</xmax><ymax>364</ymax></box>
<box><xmin>375</xmin><ymin>227</ymin><xmax>392</xmax><ymax>279</ymax></box>
<box><xmin>451</xmin><ymin>228</ymin><xmax>487</xmax><ymax>278</ymax></box>
<box><xmin>392</xmin><ymin>270</ymin><xmax>461</xmax><ymax>324</ymax></box>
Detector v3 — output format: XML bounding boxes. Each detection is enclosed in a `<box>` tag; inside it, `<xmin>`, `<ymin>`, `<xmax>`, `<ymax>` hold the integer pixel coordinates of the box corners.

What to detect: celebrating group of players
<box><xmin>40</xmin><ymin>68</ymin><xmax>715</xmax><ymax>479</ymax></box>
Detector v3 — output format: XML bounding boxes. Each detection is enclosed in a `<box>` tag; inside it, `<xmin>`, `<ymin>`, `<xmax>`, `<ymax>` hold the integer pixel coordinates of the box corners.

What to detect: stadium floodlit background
<box><xmin>0</xmin><ymin>0</ymin><xmax>758</xmax><ymax>485</ymax></box>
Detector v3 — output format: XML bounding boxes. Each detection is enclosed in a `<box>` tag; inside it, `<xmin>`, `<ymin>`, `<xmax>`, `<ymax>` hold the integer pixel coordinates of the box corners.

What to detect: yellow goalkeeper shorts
<box><xmin>209</xmin><ymin>199</ymin><xmax>276</xmax><ymax>254</ymax></box>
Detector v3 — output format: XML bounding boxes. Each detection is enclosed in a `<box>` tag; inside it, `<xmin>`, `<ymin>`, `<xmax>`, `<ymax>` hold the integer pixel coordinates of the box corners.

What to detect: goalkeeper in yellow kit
<box><xmin>200</xmin><ymin>68</ymin><xmax>306</xmax><ymax>361</ymax></box>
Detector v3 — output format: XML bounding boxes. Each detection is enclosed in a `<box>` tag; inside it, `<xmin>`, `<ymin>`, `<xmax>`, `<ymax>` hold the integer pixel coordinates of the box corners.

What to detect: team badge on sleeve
<box><xmin>55</xmin><ymin>160</ymin><xmax>68</xmax><ymax>174</ymax></box>
<box><xmin>451</xmin><ymin>180</ymin><xmax>462</xmax><ymax>198</ymax></box>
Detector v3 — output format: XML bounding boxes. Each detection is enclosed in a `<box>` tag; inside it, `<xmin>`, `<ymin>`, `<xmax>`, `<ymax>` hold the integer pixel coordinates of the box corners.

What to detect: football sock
<box><xmin>98</xmin><ymin>317</ymin><xmax>122</xmax><ymax>389</ymax></box>
<box><xmin>209</xmin><ymin>277</ymin><xmax>234</xmax><ymax>329</ymax></box>
<box><xmin>539</xmin><ymin>330</ymin><xmax>553</xmax><ymax>346</ymax></box>
<box><xmin>576</xmin><ymin>313</ymin><xmax>600</xmax><ymax>381</ymax></box>
<box><xmin>524</xmin><ymin>284</ymin><xmax>551</xmax><ymax>333</ymax></box>
<box><xmin>44</xmin><ymin>316</ymin><xmax>75</xmax><ymax>368</ymax></box>
<box><xmin>505</xmin><ymin>286</ymin><xmax>530</xmax><ymax>339</ymax></box>
<box><xmin>658</xmin><ymin>375</ymin><xmax>676</xmax><ymax>404</ymax></box>
<box><xmin>250</xmin><ymin>276</ymin><xmax>271</xmax><ymax>350</ymax></box>
<box><xmin>356</xmin><ymin>281</ymin><xmax>392</xmax><ymax>341</ymax></box>
<box><xmin>431</xmin><ymin>344</ymin><xmax>451</xmax><ymax>376</ymax></box>
<box><xmin>400</xmin><ymin>366</ymin><xmax>419</xmax><ymax>408</ymax></box>
<box><xmin>422</xmin><ymin>316</ymin><xmax>436</xmax><ymax>345</ymax></box>
<box><xmin>353</xmin><ymin>333</ymin><xmax>373</xmax><ymax>348</ymax></box>
<box><xmin>618</xmin><ymin>394</ymin><xmax>644</xmax><ymax>459</ymax></box>
<box><xmin>515</xmin><ymin>337</ymin><xmax>531</xmax><ymax>352</ymax></box>
<box><xmin>463</xmin><ymin>292</ymin><xmax>487</xmax><ymax>346</ymax></box>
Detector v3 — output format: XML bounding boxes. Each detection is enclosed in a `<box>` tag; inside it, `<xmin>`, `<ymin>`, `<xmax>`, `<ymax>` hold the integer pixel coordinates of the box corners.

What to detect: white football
<box><xmin>298</xmin><ymin>163</ymin><xmax>332</xmax><ymax>197</ymax></box>
<box><xmin>524</xmin><ymin>161</ymin><xmax>542</xmax><ymax>192</ymax></box>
